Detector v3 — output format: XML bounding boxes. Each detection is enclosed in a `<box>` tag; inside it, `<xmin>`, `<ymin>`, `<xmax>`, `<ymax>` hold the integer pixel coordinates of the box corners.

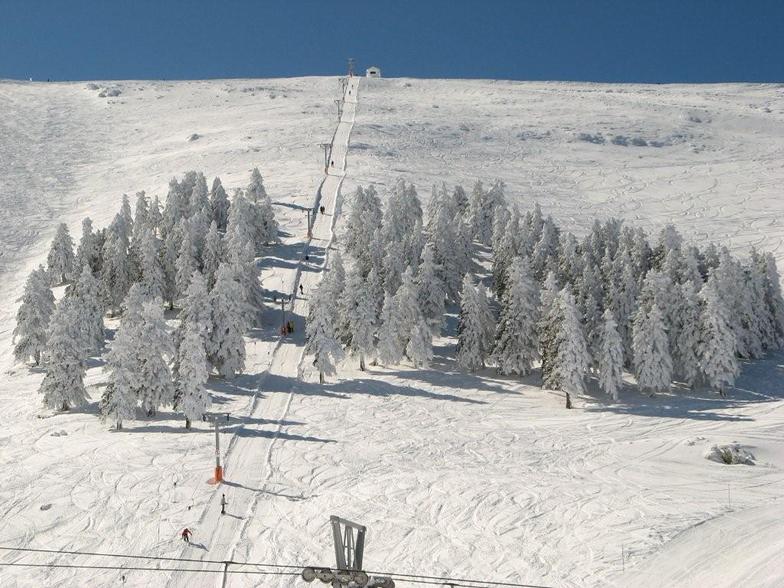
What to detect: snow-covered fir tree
<box><xmin>476</xmin><ymin>282</ymin><xmax>496</xmax><ymax>359</ymax></box>
<box><xmin>632</xmin><ymin>301</ymin><xmax>672</xmax><ymax>395</ymax></box>
<box><xmin>13</xmin><ymin>266</ymin><xmax>55</xmax><ymax>366</ymax></box>
<box><xmin>202</xmin><ymin>221</ymin><xmax>223</xmax><ymax>291</ymax></box>
<box><xmin>697</xmin><ymin>274</ymin><xmax>739</xmax><ymax>396</ymax></box>
<box><xmin>47</xmin><ymin>223</ymin><xmax>76</xmax><ymax>285</ymax></box>
<box><xmin>493</xmin><ymin>256</ymin><xmax>540</xmax><ymax>376</ymax></box>
<box><xmin>673</xmin><ymin>280</ymin><xmax>702</xmax><ymax>388</ymax></box>
<box><xmin>457</xmin><ymin>273</ymin><xmax>490</xmax><ymax>372</ymax></box>
<box><xmin>139</xmin><ymin>228</ymin><xmax>165</xmax><ymax>300</ymax></box>
<box><xmin>103</xmin><ymin>308</ymin><xmax>140</xmax><ymax>430</ymax></box>
<box><xmin>226</xmin><ymin>191</ymin><xmax>255</xmax><ymax>253</ymax></box>
<box><xmin>541</xmin><ymin>288</ymin><xmax>589</xmax><ymax>396</ymax></box>
<box><xmin>148</xmin><ymin>195</ymin><xmax>163</xmax><ymax>236</ymax></box>
<box><xmin>597</xmin><ymin>309</ymin><xmax>624</xmax><ymax>400</ymax></box>
<box><xmin>375</xmin><ymin>291</ymin><xmax>402</xmax><ymax>366</ymax></box>
<box><xmin>531</xmin><ymin>216</ymin><xmax>560</xmax><ymax>281</ymax></box>
<box><xmin>72</xmin><ymin>265</ymin><xmax>105</xmax><ymax>354</ymax></box>
<box><xmin>175</xmin><ymin>224</ymin><xmax>198</xmax><ymax>301</ymax></box>
<box><xmin>406</xmin><ymin>319</ymin><xmax>434</xmax><ymax>368</ymax></box>
<box><xmin>246</xmin><ymin>168</ymin><xmax>278</xmax><ymax>249</ymax></box>
<box><xmin>175</xmin><ymin>320</ymin><xmax>210</xmax><ymax>428</ymax></box>
<box><xmin>136</xmin><ymin>299</ymin><xmax>175</xmax><ymax>415</ymax></box>
<box><xmin>209</xmin><ymin>264</ymin><xmax>248</xmax><ymax>379</ymax></box>
<box><xmin>162</xmin><ymin>221</ymin><xmax>184</xmax><ymax>309</ymax></box>
<box><xmin>345</xmin><ymin>185</ymin><xmax>383</xmax><ymax>270</ymax></box>
<box><xmin>305</xmin><ymin>280</ymin><xmax>344</xmax><ymax>383</ymax></box>
<box><xmin>177</xmin><ymin>270</ymin><xmax>212</xmax><ymax>351</ymax></box>
<box><xmin>228</xmin><ymin>238</ymin><xmax>265</xmax><ymax>326</ymax></box>
<box><xmin>415</xmin><ymin>244</ymin><xmax>446</xmax><ymax>335</ymax></box>
<box><xmin>76</xmin><ymin>218</ymin><xmax>101</xmax><ymax>274</ymax></box>
<box><xmin>210</xmin><ymin>177</ymin><xmax>230</xmax><ymax>232</ymax></box>
<box><xmin>39</xmin><ymin>296</ymin><xmax>88</xmax><ymax>411</ymax></box>
<box><xmin>100</xmin><ymin>227</ymin><xmax>132</xmax><ymax>316</ymax></box>
<box><xmin>345</xmin><ymin>267</ymin><xmax>377</xmax><ymax>370</ymax></box>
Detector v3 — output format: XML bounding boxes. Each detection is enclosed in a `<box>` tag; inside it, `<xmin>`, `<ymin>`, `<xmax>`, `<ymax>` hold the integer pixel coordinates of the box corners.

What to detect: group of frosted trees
<box><xmin>13</xmin><ymin>168</ymin><xmax>278</xmax><ymax>428</ymax></box>
<box><xmin>306</xmin><ymin>179</ymin><xmax>784</xmax><ymax>402</ymax></box>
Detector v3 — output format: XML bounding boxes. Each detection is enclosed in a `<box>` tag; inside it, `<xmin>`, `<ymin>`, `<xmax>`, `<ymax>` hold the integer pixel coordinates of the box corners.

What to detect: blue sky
<box><xmin>1</xmin><ymin>0</ymin><xmax>782</xmax><ymax>82</ymax></box>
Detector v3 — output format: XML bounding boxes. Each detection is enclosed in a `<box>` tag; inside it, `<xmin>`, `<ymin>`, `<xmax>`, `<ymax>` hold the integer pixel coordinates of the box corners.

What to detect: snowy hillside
<box><xmin>1</xmin><ymin>77</ymin><xmax>784</xmax><ymax>588</ymax></box>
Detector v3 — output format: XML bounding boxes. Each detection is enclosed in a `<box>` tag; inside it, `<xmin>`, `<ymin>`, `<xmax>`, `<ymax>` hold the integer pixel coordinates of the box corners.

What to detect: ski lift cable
<box><xmin>0</xmin><ymin>545</ymin><xmax>551</xmax><ymax>587</ymax></box>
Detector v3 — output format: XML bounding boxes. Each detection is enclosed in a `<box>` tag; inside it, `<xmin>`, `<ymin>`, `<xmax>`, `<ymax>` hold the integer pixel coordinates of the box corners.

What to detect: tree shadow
<box><xmin>581</xmin><ymin>353</ymin><xmax>784</xmax><ymax>421</ymax></box>
<box><xmin>259</xmin><ymin>372</ymin><xmax>487</xmax><ymax>405</ymax></box>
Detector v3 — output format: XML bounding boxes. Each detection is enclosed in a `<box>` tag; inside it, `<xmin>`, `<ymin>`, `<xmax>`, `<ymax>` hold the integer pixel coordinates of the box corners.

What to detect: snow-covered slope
<box><xmin>1</xmin><ymin>77</ymin><xmax>784</xmax><ymax>588</ymax></box>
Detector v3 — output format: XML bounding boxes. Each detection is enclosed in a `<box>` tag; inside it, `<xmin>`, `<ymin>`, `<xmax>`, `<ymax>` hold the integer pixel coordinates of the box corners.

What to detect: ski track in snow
<box><xmin>1</xmin><ymin>78</ymin><xmax>784</xmax><ymax>587</ymax></box>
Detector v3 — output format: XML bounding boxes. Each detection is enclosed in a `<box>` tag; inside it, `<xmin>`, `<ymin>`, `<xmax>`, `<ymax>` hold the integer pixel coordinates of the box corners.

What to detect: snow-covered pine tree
<box><xmin>415</xmin><ymin>244</ymin><xmax>446</xmax><ymax>335</ymax></box>
<box><xmin>673</xmin><ymin>280</ymin><xmax>701</xmax><ymax>388</ymax></box>
<box><xmin>542</xmin><ymin>288</ymin><xmax>590</xmax><ymax>396</ymax></box>
<box><xmin>100</xmin><ymin>229</ymin><xmax>132</xmax><ymax>316</ymax></box>
<box><xmin>493</xmin><ymin>256</ymin><xmax>540</xmax><ymax>376</ymax></box>
<box><xmin>162</xmin><ymin>177</ymin><xmax>189</xmax><ymax>237</ymax></box>
<box><xmin>210</xmin><ymin>177</ymin><xmax>230</xmax><ymax>232</ymax></box>
<box><xmin>177</xmin><ymin>270</ymin><xmax>212</xmax><ymax>351</ymax></box>
<box><xmin>759</xmin><ymin>253</ymin><xmax>784</xmax><ymax>346</ymax></box>
<box><xmin>381</xmin><ymin>237</ymin><xmax>406</xmax><ymax>295</ymax></box>
<box><xmin>132</xmin><ymin>191</ymin><xmax>149</xmax><ymax>253</ymax></box>
<box><xmin>39</xmin><ymin>296</ymin><xmax>88</xmax><ymax>411</ymax></box>
<box><xmin>175</xmin><ymin>225</ymin><xmax>198</xmax><ymax>301</ymax></box>
<box><xmin>148</xmin><ymin>195</ymin><xmax>163</xmax><ymax>236</ymax></box>
<box><xmin>531</xmin><ymin>216</ymin><xmax>560</xmax><ymax>282</ymax></box>
<box><xmin>345</xmin><ymin>185</ymin><xmax>383</xmax><ymax>265</ymax></box>
<box><xmin>47</xmin><ymin>223</ymin><xmax>76</xmax><ymax>285</ymax></box>
<box><xmin>476</xmin><ymin>283</ymin><xmax>496</xmax><ymax>358</ymax></box>
<box><xmin>189</xmin><ymin>172</ymin><xmax>210</xmax><ymax>218</ymax></box>
<box><xmin>120</xmin><ymin>194</ymin><xmax>134</xmax><ymax>238</ymax></box>
<box><xmin>139</xmin><ymin>228</ymin><xmax>165</xmax><ymax>300</ymax></box>
<box><xmin>247</xmin><ymin>167</ymin><xmax>278</xmax><ymax>249</ymax></box>
<box><xmin>136</xmin><ymin>299</ymin><xmax>174</xmax><ymax>415</ymax></box>
<box><xmin>598</xmin><ymin>308</ymin><xmax>623</xmax><ymax>400</ymax></box>
<box><xmin>175</xmin><ymin>320</ymin><xmax>210</xmax><ymax>429</ymax></box>
<box><xmin>427</xmin><ymin>195</ymin><xmax>465</xmax><ymax>301</ymax></box>
<box><xmin>202</xmin><ymin>221</ymin><xmax>223</xmax><ymax>290</ymax></box>
<box><xmin>103</xmin><ymin>303</ymin><xmax>141</xmax><ymax>429</ymax></box>
<box><xmin>305</xmin><ymin>280</ymin><xmax>344</xmax><ymax>383</ymax></box>
<box><xmin>229</xmin><ymin>238</ymin><xmax>265</xmax><ymax>326</ymax></box>
<box><xmin>557</xmin><ymin>233</ymin><xmax>581</xmax><ymax>289</ymax></box>
<box><xmin>161</xmin><ymin>220</ymin><xmax>183</xmax><ymax>310</ymax></box>
<box><xmin>456</xmin><ymin>273</ymin><xmax>488</xmax><ymax>372</ymax></box>
<box><xmin>697</xmin><ymin>274</ymin><xmax>739</xmax><ymax>396</ymax></box>
<box><xmin>632</xmin><ymin>301</ymin><xmax>672</xmax><ymax>395</ymax></box>
<box><xmin>13</xmin><ymin>266</ymin><xmax>56</xmax><ymax>366</ymax></box>
<box><xmin>346</xmin><ymin>268</ymin><xmax>377</xmax><ymax>370</ymax></box>
<box><xmin>406</xmin><ymin>319</ymin><xmax>434</xmax><ymax>368</ymax></box>
<box><xmin>542</xmin><ymin>289</ymin><xmax>587</xmax><ymax>394</ymax></box>
<box><xmin>72</xmin><ymin>265</ymin><xmax>105</xmax><ymax>354</ymax></box>
<box><xmin>491</xmin><ymin>206</ymin><xmax>515</xmax><ymax>298</ymax></box>
<box><xmin>209</xmin><ymin>264</ymin><xmax>248</xmax><ymax>379</ymax></box>
<box><xmin>375</xmin><ymin>291</ymin><xmax>403</xmax><ymax>366</ymax></box>
<box><xmin>226</xmin><ymin>190</ymin><xmax>255</xmax><ymax>253</ymax></box>
<box><xmin>76</xmin><ymin>218</ymin><xmax>101</xmax><ymax>274</ymax></box>
<box><xmin>396</xmin><ymin>268</ymin><xmax>432</xmax><ymax>365</ymax></box>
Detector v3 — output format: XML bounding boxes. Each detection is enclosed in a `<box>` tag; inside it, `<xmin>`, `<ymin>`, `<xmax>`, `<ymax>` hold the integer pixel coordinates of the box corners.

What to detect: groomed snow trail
<box><xmin>164</xmin><ymin>76</ymin><xmax>359</xmax><ymax>588</ymax></box>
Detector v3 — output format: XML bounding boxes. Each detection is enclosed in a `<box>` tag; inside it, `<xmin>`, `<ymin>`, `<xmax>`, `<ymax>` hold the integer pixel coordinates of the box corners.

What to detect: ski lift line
<box><xmin>0</xmin><ymin>546</ymin><xmax>551</xmax><ymax>587</ymax></box>
<box><xmin>0</xmin><ymin>561</ymin><xmax>299</xmax><ymax>576</ymax></box>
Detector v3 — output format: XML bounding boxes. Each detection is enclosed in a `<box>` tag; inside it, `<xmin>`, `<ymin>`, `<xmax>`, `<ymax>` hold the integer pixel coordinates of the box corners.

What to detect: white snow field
<box><xmin>1</xmin><ymin>77</ymin><xmax>784</xmax><ymax>588</ymax></box>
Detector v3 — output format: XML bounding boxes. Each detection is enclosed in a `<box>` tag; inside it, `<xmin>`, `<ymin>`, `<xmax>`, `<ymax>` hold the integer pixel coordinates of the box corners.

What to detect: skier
<box><xmin>181</xmin><ymin>528</ymin><xmax>192</xmax><ymax>543</ymax></box>
<box><xmin>330</xmin><ymin>160</ymin><xmax>334</xmax><ymax>167</ymax></box>
<box><xmin>320</xmin><ymin>205</ymin><xmax>325</xmax><ymax>215</ymax></box>
<box><xmin>299</xmin><ymin>284</ymin><xmax>304</xmax><ymax>295</ymax></box>
<box><xmin>220</xmin><ymin>493</ymin><xmax>227</xmax><ymax>515</ymax></box>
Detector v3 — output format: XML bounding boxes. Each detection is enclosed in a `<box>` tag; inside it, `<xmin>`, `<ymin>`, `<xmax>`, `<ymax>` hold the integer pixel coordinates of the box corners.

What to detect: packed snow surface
<box><xmin>2</xmin><ymin>77</ymin><xmax>784</xmax><ymax>587</ymax></box>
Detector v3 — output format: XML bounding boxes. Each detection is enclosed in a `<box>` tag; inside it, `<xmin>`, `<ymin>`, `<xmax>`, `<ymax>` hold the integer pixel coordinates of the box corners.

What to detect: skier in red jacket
<box><xmin>181</xmin><ymin>528</ymin><xmax>192</xmax><ymax>543</ymax></box>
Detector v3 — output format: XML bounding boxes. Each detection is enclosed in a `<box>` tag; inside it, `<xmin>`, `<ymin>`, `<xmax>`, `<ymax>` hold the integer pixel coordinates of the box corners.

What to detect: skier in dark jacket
<box><xmin>181</xmin><ymin>528</ymin><xmax>192</xmax><ymax>543</ymax></box>
<box><xmin>220</xmin><ymin>494</ymin><xmax>227</xmax><ymax>515</ymax></box>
